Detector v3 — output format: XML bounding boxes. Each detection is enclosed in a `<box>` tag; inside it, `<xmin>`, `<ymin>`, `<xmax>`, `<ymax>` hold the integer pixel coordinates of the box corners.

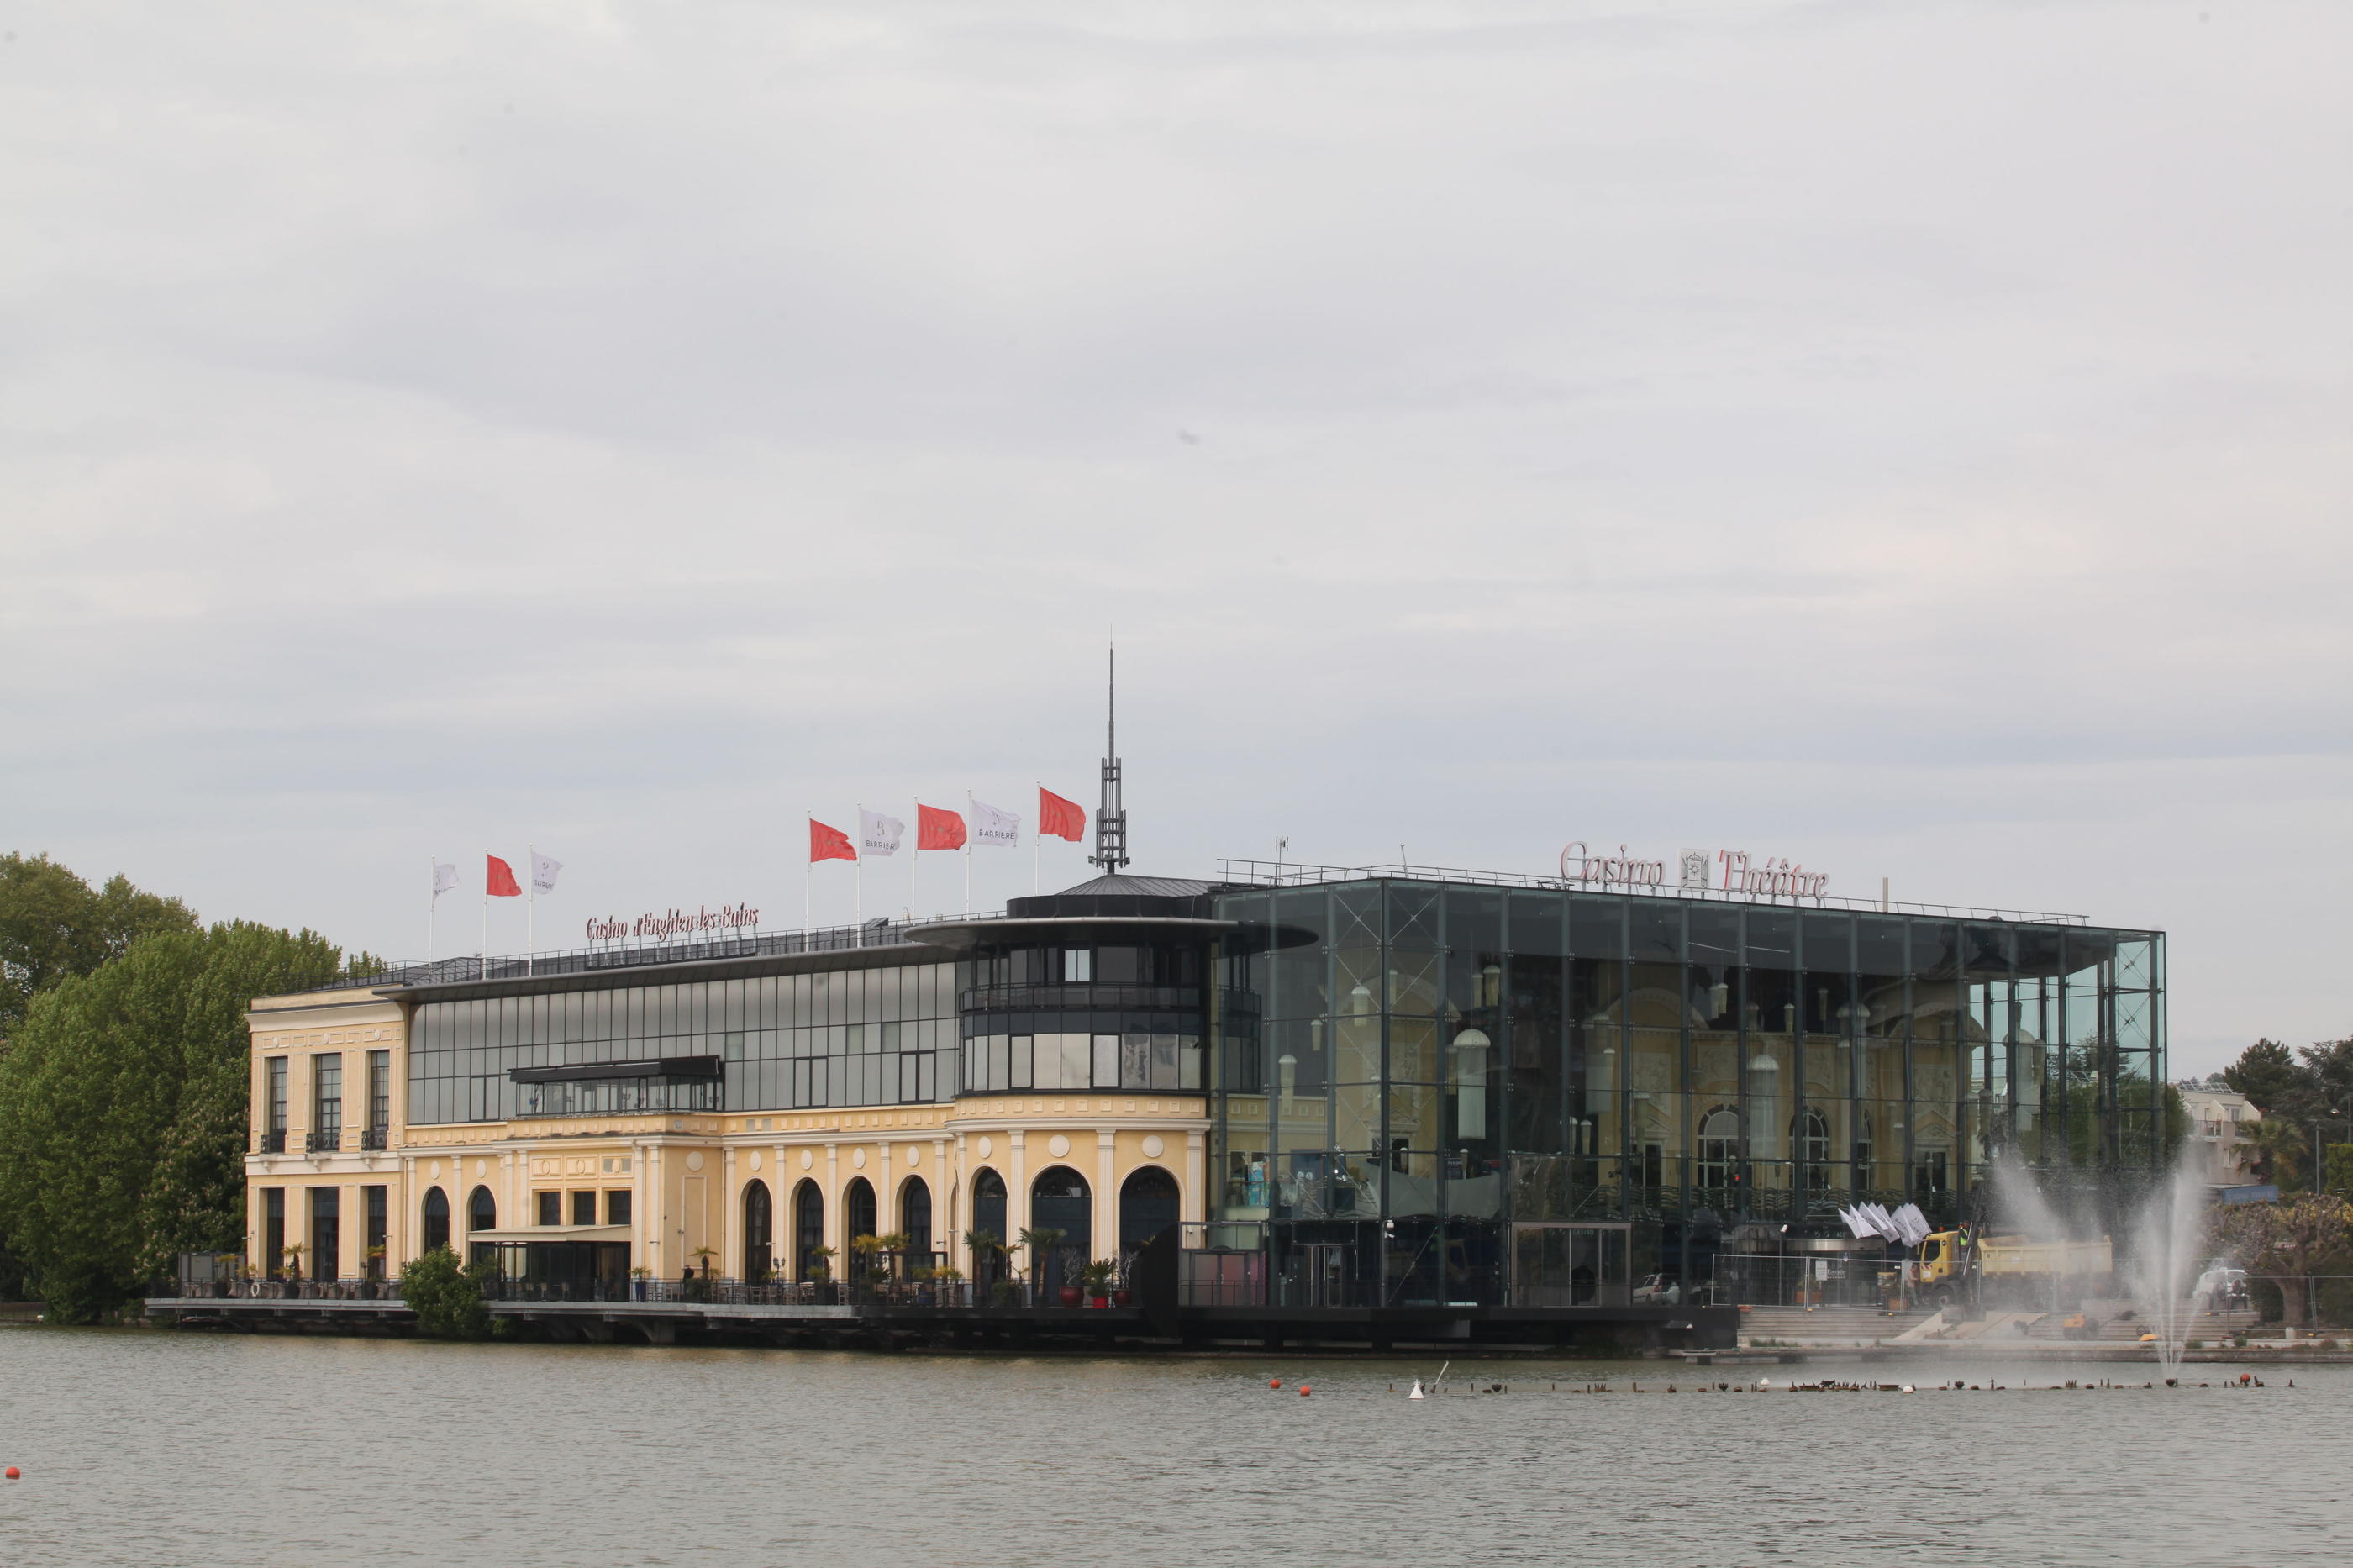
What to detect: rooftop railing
<box><xmin>1216</xmin><ymin>859</ymin><xmax>2094</xmax><ymax>926</ymax></box>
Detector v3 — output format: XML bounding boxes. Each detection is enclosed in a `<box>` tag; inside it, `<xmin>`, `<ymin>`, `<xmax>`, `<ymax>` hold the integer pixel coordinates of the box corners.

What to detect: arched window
<box><xmin>899</xmin><ymin>1178</ymin><xmax>933</xmax><ymax>1257</ymax></box>
<box><xmin>742</xmin><ymin>1179</ymin><xmax>774</xmax><ymax>1281</ymax></box>
<box><xmin>467</xmin><ymin>1185</ymin><xmax>497</xmax><ymax>1233</ymax></box>
<box><xmin>1792</xmin><ymin>1109</ymin><xmax>1833</xmax><ymax>1193</ymax></box>
<box><xmin>1697</xmin><ymin>1108</ymin><xmax>1740</xmax><ymax>1192</ymax></box>
<box><xmin>420</xmin><ymin>1187</ymin><xmax>450</xmax><ymax>1254</ymax></box>
<box><xmin>421</xmin><ymin>1176</ymin><xmax>451</xmax><ymax>1252</ymax></box>
<box><xmin>1029</xmin><ymin>1166</ymin><xmax>1092</xmax><ymax>1254</ymax></box>
<box><xmin>971</xmin><ymin>1169</ymin><xmax>1007</xmax><ymax>1249</ymax></box>
<box><xmin>844</xmin><ymin>1177</ymin><xmax>878</xmax><ymax>1244</ymax></box>
<box><xmin>1119</xmin><ymin>1166</ymin><xmax>1180</xmax><ymax>1257</ymax></box>
<box><xmin>792</xmin><ymin>1179</ymin><xmax>825</xmax><ymax>1281</ymax></box>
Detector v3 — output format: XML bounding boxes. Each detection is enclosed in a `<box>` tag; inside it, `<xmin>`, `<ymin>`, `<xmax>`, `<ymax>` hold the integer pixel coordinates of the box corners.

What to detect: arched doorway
<box><xmin>792</xmin><ymin>1179</ymin><xmax>825</xmax><ymax>1281</ymax></box>
<box><xmin>742</xmin><ymin>1179</ymin><xmax>774</xmax><ymax>1281</ymax></box>
<box><xmin>467</xmin><ymin>1185</ymin><xmax>497</xmax><ymax>1232</ymax></box>
<box><xmin>1119</xmin><ymin>1166</ymin><xmax>1179</xmax><ymax>1258</ymax></box>
<box><xmin>420</xmin><ymin>1187</ymin><xmax>450</xmax><ymax>1254</ymax></box>
<box><xmin>899</xmin><ymin>1177</ymin><xmax>933</xmax><ymax>1257</ymax></box>
<box><xmin>1029</xmin><ymin>1167</ymin><xmax>1091</xmax><ymax>1293</ymax></box>
<box><xmin>971</xmin><ymin>1169</ymin><xmax>1007</xmax><ymax>1245</ymax></box>
<box><xmin>844</xmin><ymin>1177</ymin><xmax>878</xmax><ymax>1244</ymax></box>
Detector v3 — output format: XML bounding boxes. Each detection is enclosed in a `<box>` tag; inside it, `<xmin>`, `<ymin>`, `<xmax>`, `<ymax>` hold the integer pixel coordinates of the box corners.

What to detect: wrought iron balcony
<box><xmin>361</xmin><ymin>1126</ymin><xmax>388</xmax><ymax>1150</ymax></box>
<box><xmin>256</xmin><ymin>1129</ymin><xmax>287</xmax><ymax>1154</ymax></box>
<box><xmin>303</xmin><ymin>1129</ymin><xmax>341</xmax><ymax>1154</ymax></box>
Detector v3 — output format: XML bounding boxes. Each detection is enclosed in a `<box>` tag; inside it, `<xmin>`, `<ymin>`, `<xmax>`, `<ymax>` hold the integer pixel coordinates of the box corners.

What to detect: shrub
<box><xmin>401</xmin><ymin>1247</ymin><xmax>490</xmax><ymax>1339</ymax></box>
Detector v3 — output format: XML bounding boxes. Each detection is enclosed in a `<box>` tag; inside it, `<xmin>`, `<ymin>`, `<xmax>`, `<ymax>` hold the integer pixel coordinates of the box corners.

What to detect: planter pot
<box><xmin>632</xmin><ymin>1281</ymin><xmax>647</xmax><ymax>1301</ymax></box>
<box><xmin>1112</xmin><ymin>1290</ymin><xmax>1132</xmax><ymax>1308</ymax></box>
<box><xmin>1087</xmin><ymin>1296</ymin><xmax>1109</xmax><ymax>1309</ymax></box>
<box><xmin>1058</xmin><ymin>1286</ymin><xmax>1083</xmax><ymax>1308</ymax></box>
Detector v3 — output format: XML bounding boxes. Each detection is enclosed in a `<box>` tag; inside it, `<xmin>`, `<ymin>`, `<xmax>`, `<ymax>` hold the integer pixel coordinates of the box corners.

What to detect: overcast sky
<box><xmin>3</xmin><ymin>1</ymin><xmax>2347</xmax><ymax>1075</ymax></box>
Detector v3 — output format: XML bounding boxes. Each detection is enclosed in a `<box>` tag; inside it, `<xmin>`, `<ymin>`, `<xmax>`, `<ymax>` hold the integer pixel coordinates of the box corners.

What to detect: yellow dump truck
<box><xmin>1913</xmin><ymin>1229</ymin><xmax>2113</xmax><ymax>1308</ymax></box>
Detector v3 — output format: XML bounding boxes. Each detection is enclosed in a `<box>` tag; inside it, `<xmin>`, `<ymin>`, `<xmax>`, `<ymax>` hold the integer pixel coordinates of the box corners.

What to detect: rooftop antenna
<box><xmin>1090</xmin><ymin>642</ymin><xmax>1130</xmax><ymax>872</ymax></box>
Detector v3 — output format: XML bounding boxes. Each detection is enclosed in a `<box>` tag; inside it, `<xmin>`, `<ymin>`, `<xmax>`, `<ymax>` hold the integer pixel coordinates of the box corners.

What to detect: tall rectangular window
<box><xmin>366</xmin><ymin>1050</ymin><xmax>390</xmax><ymax>1137</ymax></box>
<box><xmin>605</xmin><ymin>1190</ymin><xmax>633</xmax><ymax>1226</ymax></box>
<box><xmin>312</xmin><ymin>1054</ymin><xmax>342</xmax><ymax>1146</ymax></box>
<box><xmin>309</xmin><ymin>1187</ymin><xmax>340</xmax><ymax>1280</ymax></box>
<box><xmin>571</xmin><ymin>1191</ymin><xmax>597</xmax><ymax>1226</ymax></box>
<box><xmin>364</xmin><ymin>1186</ymin><xmax>387</xmax><ymax>1277</ymax></box>
<box><xmin>262</xmin><ymin>1187</ymin><xmax>285</xmax><ymax>1276</ymax></box>
<box><xmin>266</xmin><ymin>1058</ymin><xmax>288</xmax><ymax>1131</ymax></box>
<box><xmin>537</xmin><ymin>1191</ymin><xmax>562</xmax><ymax>1226</ymax></box>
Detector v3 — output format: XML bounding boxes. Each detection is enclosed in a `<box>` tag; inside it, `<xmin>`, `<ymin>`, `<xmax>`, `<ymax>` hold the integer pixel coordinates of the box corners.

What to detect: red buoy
<box><xmin>1269</xmin><ymin>1379</ymin><xmax>1282</xmax><ymax>1389</ymax></box>
<box><xmin>4</xmin><ymin>1467</ymin><xmax>18</xmax><ymax>1480</ymax></box>
<box><xmin>1299</xmin><ymin>1386</ymin><xmax>1312</xmax><ymax>1397</ymax></box>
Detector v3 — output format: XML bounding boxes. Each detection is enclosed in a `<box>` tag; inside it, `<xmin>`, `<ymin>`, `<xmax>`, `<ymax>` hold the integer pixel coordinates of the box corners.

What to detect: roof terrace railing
<box><xmin>1213</xmin><ymin>859</ymin><xmax>2092</xmax><ymax>926</ymax></box>
<box><xmin>293</xmin><ymin>909</ymin><xmax>1007</xmax><ymax>995</ymax></box>
<box><xmin>286</xmin><ymin>853</ymin><xmax>2103</xmax><ymax>1000</ymax></box>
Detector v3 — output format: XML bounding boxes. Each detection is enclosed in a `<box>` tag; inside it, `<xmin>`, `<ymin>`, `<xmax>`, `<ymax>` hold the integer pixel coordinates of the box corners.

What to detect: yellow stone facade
<box><xmin>244</xmin><ymin>986</ymin><xmax>1207</xmax><ymax>1282</ymax></box>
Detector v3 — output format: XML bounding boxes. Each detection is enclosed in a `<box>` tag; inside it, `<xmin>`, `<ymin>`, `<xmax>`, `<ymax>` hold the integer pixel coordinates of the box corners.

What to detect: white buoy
<box><xmin>1407</xmin><ymin>1381</ymin><xmax>1425</xmax><ymax>1401</ymax></box>
<box><xmin>1899</xmin><ymin>1383</ymin><xmax>1916</xmax><ymax>1394</ymax></box>
<box><xmin>1756</xmin><ymin>1377</ymin><xmax>1770</xmax><ymax>1389</ymax></box>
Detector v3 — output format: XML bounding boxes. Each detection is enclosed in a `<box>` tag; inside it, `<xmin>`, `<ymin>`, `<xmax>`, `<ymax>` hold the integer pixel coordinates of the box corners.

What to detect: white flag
<box><xmin>431</xmin><ymin>861</ymin><xmax>459</xmax><ymax>898</ymax></box>
<box><xmin>859</xmin><ymin>808</ymin><xmax>904</xmax><ymax>857</ymax></box>
<box><xmin>531</xmin><ymin>850</ymin><xmax>563</xmax><ymax>896</ymax></box>
<box><xmin>971</xmin><ymin>798</ymin><xmax>1021</xmax><ymax>849</ymax></box>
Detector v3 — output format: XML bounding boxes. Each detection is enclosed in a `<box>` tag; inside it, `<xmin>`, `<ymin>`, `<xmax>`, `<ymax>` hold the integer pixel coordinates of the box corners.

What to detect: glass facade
<box><xmin>408</xmin><ymin>960</ymin><xmax>958</xmax><ymax>1123</ymax></box>
<box><xmin>1208</xmin><ymin>880</ymin><xmax>2163</xmax><ymax>1306</ymax></box>
<box><xmin>956</xmin><ymin>939</ymin><xmax>1215</xmax><ymax>1094</ymax></box>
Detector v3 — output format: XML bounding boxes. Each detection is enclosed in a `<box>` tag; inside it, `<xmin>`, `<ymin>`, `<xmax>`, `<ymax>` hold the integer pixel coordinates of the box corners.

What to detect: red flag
<box><xmin>809</xmin><ymin>818</ymin><xmax>856</xmax><ymax>863</ymax></box>
<box><xmin>1039</xmin><ymin>787</ymin><xmax>1086</xmax><ymax>842</ymax></box>
<box><xmin>917</xmin><ymin>803</ymin><xmax>966</xmax><ymax>850</ymax></box>
<box><xmin>486</xmin><ymin>855</ymin><xmax>522</xmax><ymax>897</ymax></box>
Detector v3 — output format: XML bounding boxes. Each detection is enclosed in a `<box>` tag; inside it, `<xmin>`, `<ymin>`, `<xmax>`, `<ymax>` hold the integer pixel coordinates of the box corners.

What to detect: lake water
<box><xmin>1</xmin><ymin>1324</ymin><xmax>2343</xmax><ymax>1567</ymax></box>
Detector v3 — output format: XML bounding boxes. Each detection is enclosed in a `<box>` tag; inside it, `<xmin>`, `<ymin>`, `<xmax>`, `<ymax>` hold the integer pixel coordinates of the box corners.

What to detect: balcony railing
<box><xmin>303</xmin><ymin>1129</ymin><xmax>340</xmax><ymax>1154</ymax></box>
<box><xmin>256</xmin><ymin>1129</ymin><xmax>286</xmax><ymax>1154</ymax></box>
<box><xmin>361</xmin><ymin>1126</ymin><xmax>388</xmax><ymax>1150</ymax></box>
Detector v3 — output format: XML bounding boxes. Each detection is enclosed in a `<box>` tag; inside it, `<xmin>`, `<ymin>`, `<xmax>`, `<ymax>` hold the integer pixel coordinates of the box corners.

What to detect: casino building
<box><xmin>231</xmin><ymin>760</ymin><xmax>2167</xmax><ymax>1346</ymax></box>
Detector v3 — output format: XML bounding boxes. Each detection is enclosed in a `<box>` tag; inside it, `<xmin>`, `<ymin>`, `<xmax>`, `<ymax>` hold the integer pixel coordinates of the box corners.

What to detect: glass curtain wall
<box><xmin>1209</xmin><ymin>880</ymin><xmax>2164</xmax><ymax>1306</ymax></box>
<box><xmin>408</xmin><ymin>961</ymin><xmax>958</xmax><ymax>1123</ymax></box>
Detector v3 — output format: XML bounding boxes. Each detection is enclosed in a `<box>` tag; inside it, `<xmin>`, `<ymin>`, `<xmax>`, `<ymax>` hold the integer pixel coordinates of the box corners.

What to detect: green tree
<box><xmin>0</xmin><ymin>852</ymin><xmax>197</xmax><ymax>1037</ymax></box>
<box><xmin>399</xmin><ymin>1246</ymin><xmax>492</xmax><ymax>1339</ymax></box>
<box><xmin>2208</xmin><ymin>1192</ymin><xmax>2353</xmax><ymax>1328</ymax></box>
<box><xmin>0</xmin><ymin>920</ymin><xmax>345</xmax><ymax>1320</ymax></box>
<box><xmin>2221</xmin><ymin>1039</ymin><xmax>2303</xmax><ymax>1116</ymax></box>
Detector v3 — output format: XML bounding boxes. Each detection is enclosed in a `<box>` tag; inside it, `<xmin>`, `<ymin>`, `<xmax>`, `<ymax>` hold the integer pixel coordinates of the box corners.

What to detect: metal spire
<box><xmin>1090</xmin><ymin>643</ymin><xmax>1129</xmax><ymax>871</ymax></box>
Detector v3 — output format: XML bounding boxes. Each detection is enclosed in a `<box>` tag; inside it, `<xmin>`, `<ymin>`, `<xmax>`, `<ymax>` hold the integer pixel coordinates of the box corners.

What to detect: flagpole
<box><xmin>854</xmin><ymin>804</ymin><xmax>864</xmax><ymax>945</ymax></box>
<box><xmin>910</xmin><ymin>798</ymin><xmax>920</xmax><ymax>923</ymax></box>
<box><xmin>480</xmin><ymin>850</ymin><xmax>489</xmax><ymax>981</ymax></box>
<box><xmin>804</xmin><ymin>814</ymin><xmax>813</xmax><ymax>936</ymax></box>
<box><xmin>526</xmin><ymin>842</ymin><xmax>537</xmax><ymax>977</ymax></box>
<box><xmin>963</xmin><ymin>791</ymin><xmax>973</xmax><ymax>918</ymax></box>
<box><xmin>427</xmin><ymin>855</ymin><xmax>436</xmax><ymax>967</ymax></box>
<box><xmin>1033</xmin><ymin>782</ymin><xmax>1041</xmax><ymax>894</ymax></box>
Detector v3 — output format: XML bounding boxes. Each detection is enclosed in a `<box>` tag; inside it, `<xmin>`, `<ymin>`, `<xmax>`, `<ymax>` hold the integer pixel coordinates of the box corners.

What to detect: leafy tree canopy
<box><xmin>0</xmin><ymin>852</ymin><xmax>197</xmax><ymax>1036</ymax></box>
<box><xmin>399</xmin><ymin>1247</ymin><xmax>492</xmax><ymax>1339</ymax></box>
<box><xmin>0</xmin><ymin>919</ymin><xmax>345</xmax><ymax>1320</ymax></box>
<box><xmin>2222</xmin><ymin>1035</ymin><xmax>2353</xmax><ymax>1144</ymax></box>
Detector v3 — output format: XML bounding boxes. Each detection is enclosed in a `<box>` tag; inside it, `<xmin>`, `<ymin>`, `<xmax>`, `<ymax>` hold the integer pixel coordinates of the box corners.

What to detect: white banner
<box><xmin>531</xmin><ymin>850</ymin><xmax>563</xmax><ymax>896</ymax></box>
<box><xmin>860</xmin><ymin>808</ymin><xmax>904</xmax><ymax>857</ymax></box>
<box><xmin>430</xmin><ymin>860</ymin><xmax>459</xmax><ymax>898</ymax></box>
<box><xmin>971</xmin><ymin>798</ymin><xmax>1021</xmax><ymax>849</ymax></box>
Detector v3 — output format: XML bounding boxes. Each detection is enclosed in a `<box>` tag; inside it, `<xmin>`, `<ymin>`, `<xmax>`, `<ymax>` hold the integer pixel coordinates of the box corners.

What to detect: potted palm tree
<box><xmin>281</xmin><ymin>1243</ymin><xmax>305</xmax><ymax>1292</ymax></box>
<box><xmin>629</xmin><ymin>1265</ymin><xmax>652</xmax><ymax>1302</ymax></box>
<box><xmin>1019</xmin><ymin>1226</ymin><xmax>1073</xmax><ymax>1306</ymax></box>
<box><xmin>1080</xmin><ymin>1258</ymin><xmax>1117</xmax><ymax>1308</ymax></box>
